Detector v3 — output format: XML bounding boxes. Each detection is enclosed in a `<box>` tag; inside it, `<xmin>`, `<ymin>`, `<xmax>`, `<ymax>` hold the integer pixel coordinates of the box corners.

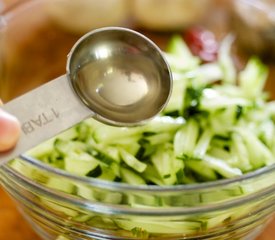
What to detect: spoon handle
<box><xmin>0</xmin><ymin>75</ymin><xmax>91</xmax><ymax>165</ymax></box>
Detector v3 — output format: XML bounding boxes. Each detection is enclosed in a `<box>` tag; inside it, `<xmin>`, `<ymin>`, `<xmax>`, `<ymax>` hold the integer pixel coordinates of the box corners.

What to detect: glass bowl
<box><xmin>0</xmin><ymin>1</ymin><xmax>275</xmax><ymax>240</ymax></box>
<box><xmin>1</xmin><ymin>155</ymin><xmax>275</xmax><ymax>240</ymax></box>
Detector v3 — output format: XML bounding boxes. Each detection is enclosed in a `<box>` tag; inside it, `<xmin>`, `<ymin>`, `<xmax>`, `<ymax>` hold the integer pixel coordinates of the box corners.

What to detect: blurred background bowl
<box><xmin>230</xmin><ymin>0</ymin><xmax>275</xmax><ymax>61</ymax></box>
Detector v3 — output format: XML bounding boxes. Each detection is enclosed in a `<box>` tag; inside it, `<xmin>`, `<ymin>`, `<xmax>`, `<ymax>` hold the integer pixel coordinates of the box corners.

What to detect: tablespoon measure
<box><xmin>0</xmin><ymin>27</ymin><xmax>172</xmax><ymax>164</ymax></box>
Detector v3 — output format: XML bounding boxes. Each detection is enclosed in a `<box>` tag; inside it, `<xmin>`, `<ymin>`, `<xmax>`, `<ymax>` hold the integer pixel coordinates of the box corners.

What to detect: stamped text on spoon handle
<box><xmin>22</xmin><ymin>108</ymin><xmax>60</xmax><ymax>134</ymax></box>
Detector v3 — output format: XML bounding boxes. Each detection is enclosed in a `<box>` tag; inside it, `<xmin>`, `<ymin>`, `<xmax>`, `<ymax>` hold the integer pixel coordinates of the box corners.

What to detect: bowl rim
<box><xmin>14</xmin><ymin>154</ymin><xmax>275</xmax><ymax>192</ymax></box>
<box><xmin>2</xmin><ymin>155</ymin><xmax>275</xmax><ymax>216</ymax></box>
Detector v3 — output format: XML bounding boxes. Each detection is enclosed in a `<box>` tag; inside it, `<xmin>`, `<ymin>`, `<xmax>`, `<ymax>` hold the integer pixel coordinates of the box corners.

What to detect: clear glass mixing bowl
<box><xmin>0</xmin><ymin>1</ymin><xmax>274</xmax><ymax>240</ymax></box>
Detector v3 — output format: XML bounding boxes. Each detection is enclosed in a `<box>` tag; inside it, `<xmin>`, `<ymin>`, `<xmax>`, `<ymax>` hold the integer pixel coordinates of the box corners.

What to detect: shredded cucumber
<box><xmin>12</xmin><ymin>34</ymin><xmax>275</xmax><ymax>239</ymax></box>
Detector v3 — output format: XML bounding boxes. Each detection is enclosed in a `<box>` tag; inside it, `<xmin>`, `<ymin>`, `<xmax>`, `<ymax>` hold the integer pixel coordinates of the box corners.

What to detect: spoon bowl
<box><xmin>68</xmin><ymin>27</ymin><xmax>172</xmax><ymax>126</ymax></box>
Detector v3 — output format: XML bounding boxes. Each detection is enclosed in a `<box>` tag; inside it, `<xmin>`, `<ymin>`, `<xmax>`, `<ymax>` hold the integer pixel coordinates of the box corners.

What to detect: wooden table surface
<box><xmin>0</xmin><ymin>186</ymin><xmax>273</xmax><ymax>240</ymax></box>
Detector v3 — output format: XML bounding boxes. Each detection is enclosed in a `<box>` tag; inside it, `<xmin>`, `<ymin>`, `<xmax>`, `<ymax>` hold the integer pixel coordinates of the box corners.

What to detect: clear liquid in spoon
<box><xmin>94</xmin><ymin>65</ymin><xmax>149</xmax><ymax>106</ymax></box>
<box><xmin>75</xmin><ymin>54</ymin><xmax>167</xmax><ymax>124</ymax></box>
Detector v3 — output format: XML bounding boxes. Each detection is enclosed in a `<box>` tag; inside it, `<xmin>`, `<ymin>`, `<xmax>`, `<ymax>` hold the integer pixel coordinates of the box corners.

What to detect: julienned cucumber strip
<box><xmin>116</xmin><ymin>218</ymin><xmax>202</xmax><ymax>234</ymax></box>
<box><xmin>13</xmin><ymin>34</ymin><xmax>275</xmax><ymax>237</ymax></box>
<box><xmin>218</xmin><ymin>34</ymin><xmax>236</xmax><ymax>84</ymax></box>
<box><xmin>119</xmin><ymin>148</ymin><xmax>147</xmax><ymax>173</ymax></box>
<box><xmin>239</xmin><ymin>57</ymin><xmax>268</xmax><ymax>99</ymax></box>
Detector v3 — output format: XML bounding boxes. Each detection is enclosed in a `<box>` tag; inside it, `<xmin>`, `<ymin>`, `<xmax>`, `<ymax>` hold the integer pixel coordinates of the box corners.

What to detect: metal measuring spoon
<box><xmin>0</xmin><ymin>27</ymin><xmax>172</xmax><ymax>164</ymax></box>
